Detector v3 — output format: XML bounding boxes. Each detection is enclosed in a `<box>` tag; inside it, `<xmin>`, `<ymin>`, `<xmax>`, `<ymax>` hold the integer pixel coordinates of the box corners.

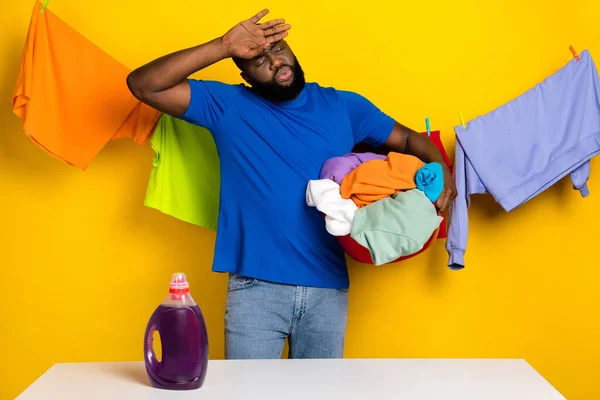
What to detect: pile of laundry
<box><xmin>306</xmin><ymin>152</ymin><xmax>444</xmax><ymax>265</ymax></box>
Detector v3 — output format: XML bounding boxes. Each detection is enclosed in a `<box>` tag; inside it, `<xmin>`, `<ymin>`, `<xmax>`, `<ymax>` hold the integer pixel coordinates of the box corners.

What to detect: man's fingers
<box><xmin>260</xmin><ymin>19</ymin><xmax>285</xmax><ymax>30</ymax></box>
<box><xmin>439</xmin><ymin>187</ymin><xmax>457</xmax><ymax>212</ymax></box>
<box><xmin>436</xmin><ymin>189</ymin><xmax>449</xmax><ymax>212</ymax></box>
<box><xmin>266</xmin><ymin>30</ymin><xmax>289</xmax><ymax>43</ymax></box>
<box><xmin>250</xmin><ymin>9</ymin><xmax>269</xmax><ymax>24</ymax></box>
<box><xmin>264</xmin><ymin>24</ymin><xmax>291</xmax><ymax>37</ymax></box>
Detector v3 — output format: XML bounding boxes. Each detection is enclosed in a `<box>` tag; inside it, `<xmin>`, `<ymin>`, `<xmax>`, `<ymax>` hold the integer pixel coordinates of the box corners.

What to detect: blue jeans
<box><xmin>224</xmin><ymin>273</ymin><xmax>349</xmax><ymax>359</ymax></box>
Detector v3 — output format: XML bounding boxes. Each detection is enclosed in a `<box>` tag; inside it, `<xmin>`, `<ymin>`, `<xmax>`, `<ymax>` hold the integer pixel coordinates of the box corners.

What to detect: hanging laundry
<box><xmin>340</xmin><ymin>152</ymin><xmax>424</xmax><ymax>208</ymax></box>
<box><xmin>319</xmin><ymin>152</ymin><xmax>386</xmax><ymax>185</ymax></box>
<box><xmin>306</xmin><ymin>179</ymin><xmax>358</xmax><ymax>236</ymax></box>
<box><xmin>12</xmin><ymin>1</ymin><xmax>160</xmax><ymax>170</ymax></box>
<box><xmin>447</xmin><ymin>49</ymin><xmax>600</xmax><ymax>270</ymax></box>
<box><xmin>415</xmin><ymin>162</ymin><xmax>444</xmax><ymax>202</ymax></box>
<box><xmin>351</xmin><ymin>189</ymin><xmax>443</xmax><ymax>266</ymax></box>
<box><xmin>144</xmin><ymin>114</ymin><xmax>220</xmax><ymax>231</ymax></box>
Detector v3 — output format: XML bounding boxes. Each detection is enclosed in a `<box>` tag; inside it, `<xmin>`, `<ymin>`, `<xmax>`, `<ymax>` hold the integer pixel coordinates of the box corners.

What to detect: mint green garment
<box><xmin>144</xmin><ymin>114</ymin><xmax>220</xmax><ymax>230</ymax></box>
<box><xmin>350</xmin><ymin>189</ymin><xmax>443</xmax><ymax>265</ymax></box>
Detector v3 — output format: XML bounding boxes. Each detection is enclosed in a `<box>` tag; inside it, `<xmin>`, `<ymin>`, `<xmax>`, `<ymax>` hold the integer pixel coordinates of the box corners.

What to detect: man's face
<box><xmin>240</xmin><ymin>40</ymin><xmax>306</xmax><ymax>102</ymax></box>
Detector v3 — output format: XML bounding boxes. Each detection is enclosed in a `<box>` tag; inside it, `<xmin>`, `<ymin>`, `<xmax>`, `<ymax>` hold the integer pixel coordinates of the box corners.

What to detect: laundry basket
<box><xmin>338</xmin><ymin>130</ymin><xmax>452</xmax><ymax>264</ymax></box>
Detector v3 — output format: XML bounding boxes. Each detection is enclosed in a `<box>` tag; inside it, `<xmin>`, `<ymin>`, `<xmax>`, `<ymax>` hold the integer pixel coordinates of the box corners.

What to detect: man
<box><xmin>127</xmin><ymin>9</ymin><xmax>457</xmax><ymax>359</ymax></box>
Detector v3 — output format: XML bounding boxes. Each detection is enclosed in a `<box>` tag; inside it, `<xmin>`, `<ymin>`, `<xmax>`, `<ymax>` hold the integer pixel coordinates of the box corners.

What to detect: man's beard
<box><xmin>249</xmin><ymin>58</ymin><xmax>306</xmax><ymax>103</ymax></box>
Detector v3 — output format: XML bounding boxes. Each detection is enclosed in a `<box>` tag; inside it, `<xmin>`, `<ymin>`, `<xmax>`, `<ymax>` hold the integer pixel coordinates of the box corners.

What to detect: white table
<box><xmin>16</xmin><ymin>359</ymin><xmax>565</xmax><ymax>399</ymax></box>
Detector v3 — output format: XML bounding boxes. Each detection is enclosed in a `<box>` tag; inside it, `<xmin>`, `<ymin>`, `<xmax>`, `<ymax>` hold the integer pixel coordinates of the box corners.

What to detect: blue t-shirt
<box><xmin>181</xmin><ymin>80</ymin><xmax>395</xmax><ymax>289</ymax></box>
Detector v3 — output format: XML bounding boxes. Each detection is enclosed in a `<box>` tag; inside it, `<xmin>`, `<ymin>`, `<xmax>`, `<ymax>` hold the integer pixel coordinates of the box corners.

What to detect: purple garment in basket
<box><xmin>447</xmin><ymin>49</ymin><xmax>600</xmax><ymax>270</ymax></box>
<box><xmin>320</xmin><ymin>152</ymin><xmax>386</xmax><ymax>185</ymax></box>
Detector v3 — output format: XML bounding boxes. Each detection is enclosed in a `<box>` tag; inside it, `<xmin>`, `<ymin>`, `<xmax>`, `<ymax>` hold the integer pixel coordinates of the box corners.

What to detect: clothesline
<box><xmin>11</xmin><ymin>2</ymin><xmax>600</xmax><ymax>272</ymax></box>
<box><xmin>454</xmin><ymin>29</ymin><xmax>600</xmax><ymax>132</ymax></box>
<box><xmin>584</xmin><ymin>30</ymin><xmax>600</xmax><ymax>52</ymax></box>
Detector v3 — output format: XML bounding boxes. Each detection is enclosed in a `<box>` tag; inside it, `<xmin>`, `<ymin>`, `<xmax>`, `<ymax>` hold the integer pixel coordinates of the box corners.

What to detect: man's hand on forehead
<box><xmin>222</xmin><ymin>9</ymin><xmax>291</xmax><ymax>60</ymax></box>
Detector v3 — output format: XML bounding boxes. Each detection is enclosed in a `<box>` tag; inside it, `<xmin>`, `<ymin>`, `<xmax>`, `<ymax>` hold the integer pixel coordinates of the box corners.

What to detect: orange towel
<box><xmin>340</xmin><ymin>152</ymin><xmax>425</xmax><ymax>208</ymax></box>
<box><xmin>12</xmin><ymin>1</ymin><xmax>160</xmax><ymax>170</ymax></box>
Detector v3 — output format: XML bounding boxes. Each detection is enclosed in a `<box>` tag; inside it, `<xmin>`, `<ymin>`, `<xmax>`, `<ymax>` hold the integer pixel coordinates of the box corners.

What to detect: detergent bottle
<box><xmin>144</xmin><ymin>273</ymin><xmax>209</xmax><ymax>390</ymax></box>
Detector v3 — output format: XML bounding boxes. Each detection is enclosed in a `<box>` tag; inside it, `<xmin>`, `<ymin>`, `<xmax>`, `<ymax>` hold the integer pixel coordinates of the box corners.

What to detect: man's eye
<box><xmin>255</xmin><ymin>58</ymin><xmax>265</xmax><ymax>66</ymax></box>
<box><xmin>274</xmin><ymin>47</ymin><xmax>283</xmax><ymax>53</ymax></box>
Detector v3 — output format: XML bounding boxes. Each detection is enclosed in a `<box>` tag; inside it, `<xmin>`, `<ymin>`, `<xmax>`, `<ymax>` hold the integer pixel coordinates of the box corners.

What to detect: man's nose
<box><xmin>270</xmin><ymin>56</ymin><xmax>284</xmax><ymax>70</ymax></box>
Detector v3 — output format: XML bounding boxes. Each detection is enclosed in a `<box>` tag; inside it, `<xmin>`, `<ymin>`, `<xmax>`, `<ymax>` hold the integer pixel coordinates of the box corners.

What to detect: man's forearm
<box><xmin>383</xmin><ymin>121</ymin><xmax>457</xmax><ymax>210</ymax></box>
<box><xmin>127</xmin><ymin>37</ymin><xmax>229</xmax><ymax>95</ymax></box>
<box><xmin>385</xmin><ymin>122</ymin><xmax>446</xmax><ymax>166</ymax></box>
<box><xmin>404</xmin><ymin>132</ymin><xmax>446</xmax><ymax>166</ymax></box>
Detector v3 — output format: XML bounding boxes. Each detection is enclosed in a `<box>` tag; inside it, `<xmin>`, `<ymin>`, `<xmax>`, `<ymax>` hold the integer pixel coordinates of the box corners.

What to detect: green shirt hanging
<box><xmin>144</xmin><ymin>114</ymin><xmax>220</xmax><ymax>231</ymax></box>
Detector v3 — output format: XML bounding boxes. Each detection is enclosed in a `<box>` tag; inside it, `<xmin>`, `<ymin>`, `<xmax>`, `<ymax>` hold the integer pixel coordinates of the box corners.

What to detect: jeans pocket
<box><xmin>228</xmin><ymin>273</ymin><xmax>258</xmax><ymax>293</ymax></box>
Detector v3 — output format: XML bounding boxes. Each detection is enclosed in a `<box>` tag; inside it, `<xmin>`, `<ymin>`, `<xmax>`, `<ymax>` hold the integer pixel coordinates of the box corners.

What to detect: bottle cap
<box><xmin>169</xmin><ymin>272</ymin><xmax>189</xmax><ymax>294</ymax></box>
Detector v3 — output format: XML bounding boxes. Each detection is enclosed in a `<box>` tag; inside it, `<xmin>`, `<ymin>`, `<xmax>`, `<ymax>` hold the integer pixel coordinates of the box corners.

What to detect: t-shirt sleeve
<box><xmin>179</xmin><ymin>79</ymin><xmax>242</xmax><ymax>129</ymax></box>
<box><xmin>338</xmin><ymin>90</ymin><xmax>395</xmax><ymax>147</ymax></box>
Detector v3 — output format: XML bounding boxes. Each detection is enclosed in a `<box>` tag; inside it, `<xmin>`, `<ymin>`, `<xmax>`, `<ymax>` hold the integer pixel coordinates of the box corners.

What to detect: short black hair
<box><xmin>232</xmin><ymin>57</ymin><xmax>245</xmax><ymax>71</ymax></box>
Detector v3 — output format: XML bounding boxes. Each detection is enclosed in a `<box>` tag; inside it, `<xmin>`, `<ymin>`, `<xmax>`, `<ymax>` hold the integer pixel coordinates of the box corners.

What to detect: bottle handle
<box><xmin>145</xmin><ymin>323</ymin><xmax>161</xmax><ymax>373</ymax></box>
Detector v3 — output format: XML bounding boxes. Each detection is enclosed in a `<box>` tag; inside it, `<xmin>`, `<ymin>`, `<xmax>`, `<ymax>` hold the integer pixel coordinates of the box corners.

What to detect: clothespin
<box><xmin>569</xmin><ymin>45</ymin><xmax>580</xmax><ymax>61</ymax></box>
<box><xmin>425</xmin><ymin>117</ymin><xmax>431</xmax><ymax>137</ymax></box>
<box><xmin>40</xmin><ymin>0</ymin><xmax>50</xmax><ymax>13</ymax></box>
<box><xmin>459</xmin><ymin>111</ymin><xmax>466</xmax><ymax>129</ymax></box>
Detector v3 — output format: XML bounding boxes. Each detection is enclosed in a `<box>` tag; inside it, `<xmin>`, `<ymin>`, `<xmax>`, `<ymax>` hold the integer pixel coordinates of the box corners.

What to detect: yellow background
<box><xmin>2</xmin><ymin>0</ymin><xmax>600</xmax><ymax>398</ymax></box>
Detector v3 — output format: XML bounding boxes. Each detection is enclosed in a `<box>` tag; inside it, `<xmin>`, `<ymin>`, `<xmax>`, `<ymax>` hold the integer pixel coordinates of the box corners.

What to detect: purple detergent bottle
<box><xmin>144</xmin><ymin>272</ymin><xmax>209</xmax><ymax>390</ymax></box>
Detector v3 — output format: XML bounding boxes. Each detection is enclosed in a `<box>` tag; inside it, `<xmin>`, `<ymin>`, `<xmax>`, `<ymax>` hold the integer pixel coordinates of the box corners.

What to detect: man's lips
<box><xmin>276</xmin><ymin>66</ymin><xmax>293</xmax><ymax>82</ymax></box>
